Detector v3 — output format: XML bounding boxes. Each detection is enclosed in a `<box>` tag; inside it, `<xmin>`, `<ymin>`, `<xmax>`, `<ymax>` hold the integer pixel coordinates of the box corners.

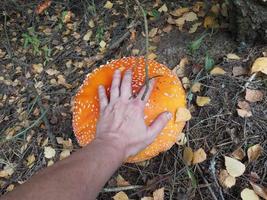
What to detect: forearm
<box><xmin>2</xmin><ymin>139</ymin><xmax>124</xmax><ymax>200</ymax></box>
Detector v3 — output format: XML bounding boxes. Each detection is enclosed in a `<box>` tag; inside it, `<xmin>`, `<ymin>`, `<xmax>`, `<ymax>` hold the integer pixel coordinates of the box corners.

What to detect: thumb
<box><xmin>147</xmin><ymin>111</ymin><xmax>172</xmax><ymax>140</ymax></box>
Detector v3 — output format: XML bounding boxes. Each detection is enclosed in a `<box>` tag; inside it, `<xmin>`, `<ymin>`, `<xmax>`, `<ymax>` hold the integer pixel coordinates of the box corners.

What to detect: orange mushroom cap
<box><xmin>72</xmin><ymin>57</ymin><xmax>186</xmax><ymax>163</ymax></box>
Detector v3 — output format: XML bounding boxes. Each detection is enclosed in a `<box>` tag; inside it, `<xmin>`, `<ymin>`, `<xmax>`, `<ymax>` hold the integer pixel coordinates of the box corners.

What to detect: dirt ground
<box><xmin>0</xmin><ymin>0</ymin><xmax>267</xmax><ymax>199</ymax></box>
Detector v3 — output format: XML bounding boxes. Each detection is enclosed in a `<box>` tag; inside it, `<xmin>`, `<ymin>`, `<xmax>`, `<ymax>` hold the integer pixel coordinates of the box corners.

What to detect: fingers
<box><xmin>137</xmin><ymin>79</ymin><xmax>155</xmax><ymax>102</ymax></box>
<box><xmin>147</xmin><ymin>112</ymin><xmax>172</xmax><ymax>140</ymax></box>
<box><xmin>120</xmin><ymin>70</ymin><xmax>132</xmax><ymax>99</ymax></box>
<box><xmin>98</xmin><ymin>85</ymin><xmax>108</xmax><ymax>113</ymax></box>
<box><xmin>110</xmin><ymin>69</ymin><xmax>121</xmax><ymax>102</ymax></box>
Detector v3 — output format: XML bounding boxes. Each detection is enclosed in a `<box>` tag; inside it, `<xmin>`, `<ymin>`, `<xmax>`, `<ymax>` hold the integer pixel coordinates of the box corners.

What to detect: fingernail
<box><xmin>166</xmin><ymin>112</ymin><xmax>172</xmax><ymax>120</ymax></box>
<box><xmin>115</xmin><ymin>69</ymin><xmax>121</xmax><ymax>74</ymax></box>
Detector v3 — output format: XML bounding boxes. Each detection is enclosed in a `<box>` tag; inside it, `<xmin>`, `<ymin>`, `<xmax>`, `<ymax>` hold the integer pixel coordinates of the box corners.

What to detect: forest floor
<box><xmin>0</xmin><ymin>0</ymin><xmax>266</xmax><ymax>199</ymax></box>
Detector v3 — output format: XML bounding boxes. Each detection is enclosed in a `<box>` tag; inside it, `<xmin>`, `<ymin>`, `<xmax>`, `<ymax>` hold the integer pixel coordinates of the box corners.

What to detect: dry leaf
<box><xmin>250</xmin><ymin>182</ymin><xmax>267</xmax><ymax>200</ymax></box>
<box><xmin>204</xmin><ymin>16</ymin><xmax>218</xmax><ymax>28</ymax></box>
<box><xmin>162</xmin><ymin>25</ymin><xmax>173</xmax><ymax>33</ymax></box>
<box><xmin>191</xmin><ymin>82</ymin><xmax>201</xmax><ymax>93</ymax></box>
<box><xmin>35</xmin><ymin>0</ymin><xmax>52</xmax><ymax>14</ymax></box>
<box><xmin>99</xmin><ymin>40</ymin><xmax>106</xmax><ymax>48</ymax></box>
<box><xmin>47</xmin><ymin>160</ymin><xmax>54</xmax><ymax>167</ymax></box>
<box><xmin>0</xmin><ymin>165</ymin><xmax>14</xmax><ymax>178</ymax></box>
<box><xmin>238</xmin><ymin>100</ymin><xmax>251</xmax><ymax>111</ymax></box>
<box><xmin>251</xmin><ymin>57</ymin><xmax>267</xmax><ymax>75</ymax></box>
<box><xmin>189</xmin><ymin>22</ymin><xmax>202</xmax><ymax>33</ymax></box>
<box><xmin>83</xmin><ymin>31</ymin><xmax>92</xmax><ymax>41</ymax></box>
<box><xmin>158</xmin><ymin>4</ymin><xmax>168</xmax><ymax>12</ymax></box>
<box><xmin>182</xmin><ymin>77</ymin><xmax>190</xmax><ymax>89</ymax></box>
<box><xmin>148</xmin><ymin>53</ymin><xmax>157</xmax><ymax>60</ymax></box>
<box><xmin>176</xmin><ymin>132</ymin><xmax>187</xmax><ymax>145</ymax></box>
<box><xmin>113</xmin><ymin>191</ymin><xmax>129</xmax><ymax>200</ymax></box>
<box><xmin>62</xmin><ymin>11</ymin><xmax>73</xmax><ymax>23</ymax></box>
<box><xmin>175</xmin><ymin>107</ymin><xmax>191</xmax><ymax>122</ymax></box>
<box><xmin>32</xmin><ymin>63</ymin><xmax>43</xmax><ymax>73</ymax></box>
<box><xmin>183</xmin><ymin>12</ymin><xmax>198</xmax><ymax>22</ymax></box>
<box><xmin>237</xmin><ymin>109</ymin><xmax>252</xmax><ymax>118</ymax></box>
<box><xmin>6</xmin><ymin>184</ymin><xmax>15</xmax><ymax>192</ymax></box>
<box><xmin>183</xmin><ymin>147</ymin><xmax>193</xmax><ymax>166</ymax></box>
<box><xmin>232</xmin><ymin>147</ymin><xmax>246</xmax><ymax>160</ymax></box>
<box><xmin>210</xmin><ymin>4</ymin><xmax>220</xmax><ymax>15</ymax></box>
<box><xmin>59</xmin><ymin>149</ymin><xmax>71</xmax><ymax>160</ymax></box>
<box><xmin>170</xmin><ymin>7</ymin><xmax>189</xmax><ymax>17</ymax></box>
<box><xmin>46</xmin><ymin>69</ymin><xmax>60</xmax><ymax>76</ymax></box>
<box><xmin>175</xmin><ymin>17</ymin><xmax>185</xmax><ymax>30</ymax></box>
<box><xmin>167</xmin><ymin>16</ymin><xmax>176</xmax><ymax>25</ymax></box>
<box><xmin>192</xmin><ymin>148</ymin><xmax>207</xmax><ymax>164</ymax></box>
<box><xmin>210</xmin><ymin>66</ymin><xmax>226</xmax><ymax>75</ymax></box>
<box><xmin>141</xmin><ymin>197</ymin><xmax>153</xmax><ymax>200</ymax></box>
<box><xmin>196</xmin><ymin>96</ymin><xmax>211</xmax><ymax>107</ymax></box>
<box><xmin>225</xmin><ymin>156</ymin><xmax>245</xmax><ymax>177</ymax></box>
<box><xmin>247</xmin><ymin>144</ymin><xmax>263</xmax><ymax>162</ymax></box>
<box><xmin>232</xmin><ymin>66</ymin><xmax>248</xmax><ymax>76</ymax></box>
<box><xmin>245</xmin><ymin>89</ymin><xmax>264</xmax><ymax>103</ymax></box>
<box><xmin>153</xmin><ymin>187</ymin><xmax>164</xmax><ymax>200</ymax></box>
<box><xmin>241</xmin><ymin>188</ymin><xmax>259</xmax><ymax>200</ymax></box>
<box><xmin>136</xmin><ymin>160</ymin><xmax>150</xmax><ymax>167</ymax></box>
<box><xmin>227</xmin><ymin>53</ymin><xmax>240</xmax><ymax>60</ymax></box>
<box><xmin>44</xmin><ymin>146</ymin><xmax>56</xmax><ymax>159</ymax></box>
<box><xmin>219</xmin><ymin>169</ymin><xmax>236</xmax><ymax>188</ymax></box>
<box><xmin>116</xmin><ymin>174</ymin><xmax>130</xmax><ymax>187</ymax></box>
<box><xmin>149</xmin><ymin>28</ymin><xmax>158</xmax><ymax>38</ymax></box>
<box><xmin>104</xmin><ymin>1</ymin><xmax>113</xmax><ymax>9</ymax></box>
<box><xmin>88</xmin><ymin>19</ymin><xmax>95</xmax><ymax>28</ymax></box>
<box><xmin>26</xmin><ymin>154</ymin><xmax>36</xmax><ymax>167</ymax></box>
<box><xmin>57</xmin><ymin>75</ymin><xmax>72</xmax><ymax>88</ymax></box>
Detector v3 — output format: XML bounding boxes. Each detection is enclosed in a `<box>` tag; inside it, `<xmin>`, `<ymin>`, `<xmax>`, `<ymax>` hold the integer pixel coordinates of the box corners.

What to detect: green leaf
<box><xmin>204</xmin><ymin>54</ymin><xmax>215</xmax><ymax>71</ymax></box>
<box><xmin>187</xmin><ymin>168</ymin><xmax>197</xmax><ymax>188</ymax></box>
<box><xmin>151</xmin><ymin>9</ymin><xmax>160</xmax><ymax>18</ymax></box>
<box><xmin>189</xmin><ymin>34</ymin><xmax>207</xmax><ymax>53</ymax></box>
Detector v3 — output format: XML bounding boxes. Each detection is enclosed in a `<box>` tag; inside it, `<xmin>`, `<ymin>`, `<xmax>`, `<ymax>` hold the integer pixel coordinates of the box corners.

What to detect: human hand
<box><xmin>95</xmin><ymin>69</ymin><xmax>172</xmax><ymax>160</ymax></box>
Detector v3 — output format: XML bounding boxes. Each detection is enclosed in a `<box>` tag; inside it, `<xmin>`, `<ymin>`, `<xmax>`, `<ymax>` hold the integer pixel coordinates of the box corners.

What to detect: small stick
<box><xmin>102</xmin><ymin>185</ymin><xmax>143</xmax><ymax>193</ymax></box>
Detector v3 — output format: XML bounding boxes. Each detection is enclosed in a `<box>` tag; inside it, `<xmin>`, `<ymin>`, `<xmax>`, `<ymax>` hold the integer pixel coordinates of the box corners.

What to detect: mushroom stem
<box><xmin>134</xmin><ymin>0</ymin><xmax>150</xmax><ymax>101</ymax></box>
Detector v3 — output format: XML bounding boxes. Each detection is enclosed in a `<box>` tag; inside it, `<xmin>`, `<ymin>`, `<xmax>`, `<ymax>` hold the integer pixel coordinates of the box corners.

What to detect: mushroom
<box><xmin>72</xmin><ymin>57</ymin><xmax>186</xmax><ymax>163</ymax></box>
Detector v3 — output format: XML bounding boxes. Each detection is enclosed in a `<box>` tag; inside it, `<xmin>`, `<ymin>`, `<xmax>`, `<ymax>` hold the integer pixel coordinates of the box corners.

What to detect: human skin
<box><xmin>2</xmin><ymin>69</ymin><xmax>172</xmax><ymax>200</ymax></box>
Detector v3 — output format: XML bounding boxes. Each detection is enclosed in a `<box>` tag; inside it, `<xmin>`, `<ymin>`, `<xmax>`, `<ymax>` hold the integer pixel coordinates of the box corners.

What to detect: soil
<box><xmin>0</xmin><ymin>0</ymin><xmax>266</xmax><ymax>199</ymax></box>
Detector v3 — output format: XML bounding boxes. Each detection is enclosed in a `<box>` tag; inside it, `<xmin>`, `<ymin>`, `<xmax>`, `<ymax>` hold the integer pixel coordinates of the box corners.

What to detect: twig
<box><xmin>134</xmin><ymin>0</ymin><xmax>150</xmax><ymax>101</ymax></box>
<box><xmin>244</xmin><ymin>73</ymin><xmax>257</xmax><ymax>89</ymax></box>
<box><xmin>102</xmin><ymin>185</ymin><xmax>143</xmax><ymax>193</ymax></box>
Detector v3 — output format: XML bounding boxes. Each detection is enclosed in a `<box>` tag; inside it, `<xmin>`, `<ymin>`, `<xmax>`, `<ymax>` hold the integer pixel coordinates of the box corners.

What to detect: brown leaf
<box><xmin>232</xmin><ymin>147</ymin><xmax>246</xmax><ymax>160</ymax></box>
<box><xmin>219</xmin><ymin>169</ymin><xmax>236</xmax><ymax>188</ymax></box>
<box><xmin>176</xmin><ymin>132</ymin><xmax>187</xmax><ymax>145</ymax></box>
<box><xmin>183</xmin><ymin>12</ymin><xmax>198</xmax><ymax>22</ymax></box>
<box><xmin>192</xmin><ymin>148</ymin><xmax>207</xmax><ymax>164</ymax></box>
<box><xmin>149</xmin><ymin>28</ymin><xmax>158</xmax><ymax>38</ymax></box>
<box><xmin>35</xmin><ymin>0</ymin><xmax>52</xmax><ymax>14</ymax></box>
<box><xmin>153</xmin><ymin>187</ymin><xmax>164</xmax><ymax>200</ymax></box>
<box><xmin>162</xmin><ymin>25</ymin><xmax>173</xmax><ymax>33</ymax></box>
<box><xmin>250</xmin><ymin>182</ymin><xmax>267</xmax><ymax>200</ymax></box>
<box><xmin>183</xmin><ymin>147</ymin><xmax>193</xmax><ymax>166</ymax></box>
<box><xmin>191</xmin><ymin>82</ymin><xmax>201</xmax><ymax>93</ymax></box>
<box><xmin>238</xmin><ymin>101</ymin><xmax>251</xmax><ymax>111</ymax></box>
<box><xmin>241</xmin><ymin>188</ymin><xmax>259</xmax><ymax>200</ymax></box>
<box><xmin>204</xmin><ymin>16</ymin><xmax>218</xmax><ymax>29</ymax></box>
<box><xmin>116</xmin><ymin>174</ymin><xmax>130</xmax><ymax>187</ymax></box>
<box><xmin>210</xmin><ymin>66</ymin><xmax>226</xmax><ymax>75</ymax></box>
<box><xmin>245</xmin><ymin>89</ymin><xmax>264</xmax><ymax>103</ymax></box>
<box><xmin>251</xmin><ymin>57</ymin><xmax>267</xmax><ymax>75</ymax></box>
<box><xmin>247</xmin><ymin>144</ymin><xmax>263</xmax><ymax>162</ymax></box>
<box><xmin>182</xmin><ymin>77</ymin><xmax>190</xmax><ymax>89</ymax></box>
<box><xmin>232</xmin><ymin>66</ymin><xmax>248</xmax><ymax>76</ymax></box>
<box><xmin>113</xmin><ymin>191</ymin><xmax>129</xmax><ymax>200</ymax></box>
<box><xmin>237</xmin><ymin>100</ymin><xmax>252</xmax><ymax>118</ymax></box>
<box><xmin>170</xmin><ymin>7</ymin><xmax>190</xmax><ymax>17</ymax></box>
<box><xmin>237</xmin><ymin>109</ymin><xmax>252</xmax><ymax>118</ymax></box>
<box><xmin>175</xmin><ymin>108</ymin><xmax>191</xmax><ymax>122</ymax></box>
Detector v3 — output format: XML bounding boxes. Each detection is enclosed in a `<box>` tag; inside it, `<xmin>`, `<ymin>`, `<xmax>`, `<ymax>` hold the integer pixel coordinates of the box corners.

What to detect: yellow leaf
<box><xmin>104</xmin><ymin>1</ymin><xmax>113</xmax><ymax>9</ymax></box>
<box><xmin>192</xmin><ymin>148</ymin><xmax>207</xmax><ymax>164</ymax></box>
<box><xmin>153</xmin><ymin>187</ymin><xmax>164</xmax><ymax>200</ymax></box>
<box><xmin>182</xmin><ymin>77</ymin><xmax>190</xmax><ymax>89</ymax></box>
<box><xmin>247</xmin><ymin>144</ymin><xmax>263</xmax><ymax>162</ymax></box>
<box><xmin>116</xmin><ymin>174</ymin><xmax>130</xmax><ymax>187</ymax></box>
<box><xmin>158</xmin><ymin>4</ymin><xmax>168</xmax><ymax>12</ymax></box>
<box><xmin>132</xmin><ymin>49</ymin><xmax>140</xmax><ymax>55</ymax></box>
<box><xmin>175</xmin><ymin>17</ymin><xmax>185</xmax><ymax>30</ymax></box>
<box><xmin>241</xmin><ymin>188</ymin><xmax>260</xmax><ymax>200</ymax></box>
<box><xmin>99</xmin><ymin>40</ymin><xmax>106</xmax><ymax>48</ymax></box>
<box><xmin>0</xmin><ymin>165</ymin><xmax>14</xmax><ymax>178</ymax></box>
<box><xmin>183</xmin><ymin>12</ymin><xmax>198</xmax><ymax>22</ymax></box>
<box><xmin>189</xmin><ymin>22</ymin><xmax>202</xmax><ymax>34</ymax></box>
<box><xmin>6</xmin><ymin>184</ymin><xmax>15</xmax><ymax>192</ymax></box>
<box><xmin>251</xmin><ymin>57</ymin><xmax>267</xmax><ymax>75</ymax></box>
<box><xmin>245</xmin><ymin>89</ymin><xmax>264</xmax><ymax>103</ymax></box>
<box><xmin>204</xmin><ymin>16</ymin><xmax>218</xmax><ymax>29</ymax></box>
<box><xmin>59</xmin><ymin>149</ymin><xmax>71</xmax><ymax>160</ymax></box>
<box><xmin>175</xmin><ymin>108</ymin><xmax>191</xmax><ymax>122</ymax></box>
<box><xmin>250</xmin><ymin>182</ymin><xmax>267</xmax><ymax>200</ymax></box>
<box><xmin>83</xmin><ymin>31</ymin><xmax>92</xmax><ymax>41</ymax></box>
<box><xmin>176</xmin><ymin>132</ymin><xmax>187</xmax><ymax>145</ymax></box>
<box><xmin>219</xmin><ymin>170</ymin><xmax>236</xmax><ymax>188</ymax></box>
<box><xmin>26</xmin><ymin>154</ymin><xmax>36</xmax><ymax>167</ymax></box>
<box><xmin>148</xmin><ymin>53</ymin><xmax>157</xmax><ymax>60</ymax></box>
<box><xmin>170</xmin><ymin>7</ymin><xmax>190</xmax><ymax>17</ymax></box>
<box><xmin>148</xmin><ymin>28</ymin><xmax>158</xmax><ymax>38</ymax></box>
<box><xmin>210</xmin><ymin>66</ymin><xmax>226</xmax><ymax>75</ymax></box>
<box><xmin>88</xmin><ymin>19</ymin><xmax>95</xmax><ymax>28</ymax></box>
<box><xmin>183</xmin><ymin>147</ymin><xmax>193</xmax><ymax>166</ymax></box>
<box><xmin>32</xmin><ymin>63</ymin><xmax>43</xmax><ymax>74</ymax></box>
<box><xmin>113</xmin><ymin>191</ymin><xmax>129</xmax><ymax>200</ymax></box>
<box><xmin>227</xmin><ymin>53</ymin><xmax>240</xmax><ymax>60</ymax></box>
<box><xmin>225</xmin><ymin>156</ymin><xmax>245</xmax><ymax>177</ymax></box>
<box><xmin>191</xmin><ymin>82</ymin><xmax>201</xmax><ymax>93</ymax></box>
<box><xmin>196</xmin><ymin>96</ymin><xmax>211</xmax><ymax>107</ymax></box>
<box><xmin>44</xmin><ymin>146</ymin><xmax>56</xmax><ymax>159</ymax></box>
<box><xmin>232</xmin><ymin>147</ymin><xmax>246</xmax><ymax>160</ymax></box>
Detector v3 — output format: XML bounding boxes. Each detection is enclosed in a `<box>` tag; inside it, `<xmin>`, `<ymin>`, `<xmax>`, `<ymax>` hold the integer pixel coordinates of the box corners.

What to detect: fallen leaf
<box><xmin>237</xmin><ymin>109</ymin><xmax>252</xmax><ymax>118</ymax></box>
<box><xmin>83</xmin><ymin>31</ymin><xmax>93</xmax><ymax>41</ymax></box>
<box><xmin>57</xmin><ymin>75</ymin><xmax>72</xmax><ymax>88</ymax></box>
<box><xmin>26</xmin><ymin>154</ymin><xmax>36</xmax><ymax>167</ymax></box>
<box><xmin>162</xmin><ymin>25</ymin><xmax>173</xmax><ymax>33</ymax></box>
<box><xmin>104</xmin><ymin>1</ymin><xmax>113</xmax><ymax>9</ymax></box>
<box><xmin>175</xmin><ymin>108</ymin><xmax>191</xmax><ymax>122</ymax></box>
<box><xmin>116</xmin><ymin>174</ymin><xmax>130</xmax><ymax>187</ymax></box>
<box><xmin>62</xmin><ymin>11</ymin><xmax>73</xmax><ymax>23</ymax></box>
<box><xmin>196</xmin><ymin>96</ymin><xmax>211</xmax><ymax>107</ymax></box>
<box><xmin>47</xmin><ymin>160</ymin><xmax>54</xmax><ymax>167</ymax></box>
<box><xmin>189</xmin><ymin>22</ymin><xmax>202</xmax><ymax>33</ymax></box>
<box><xmin>172</xmin><ymin>57</ymin><xmax>188</xmax><ymax>77</ymax></box>
<box><xmin>99</xmin><ymin>40</ymin><xmax>106</xmax><ymax>48</ymax></box>
<box><xmin>136</xmin><ymin>160</ymin><xmax>150</xmax><ymax>167</ymax></box>
<box><xmin>149</xmin><ymin>28</ymin><xmax>158</xmax><ymax>38</ymax></box>
<box><xmin>45</xmin><ymin>69</ymin><xmax>60</xmax><ymax>76</ymax></box>
<box><xmin>232</xmin><ymin>66</ymin><xmax>248</xmax><ymax>76</ymax></box>
<box><xmin>210</xmin><ymin>66</ymin><xmax>226</xmax><ymax>75</ymax></box>
<box><xmin>0</xmin><ymin>164</ymin><xmax>14</xmax><ymax>178</ymax></box>
<box><xmin>219</xmin><ymin>169</ymin><xmax>236</xmax><ymax>188</ymax></box>
<box><xmin>183</xmin><ymin>147</ymin><xmax>193</xmax><ymax>165</ymax></box>
<box><xmin>238</xmin><ymin>100</ymin><xmax>251</xmax><ymax>111</ymax></box>
<box><xmin>221</xmin><ymin>3</ymin><xmax>228</xmax><ymax>17</ymax></box>
<box><xmin>32</xmin><ymin>63</ymin><xmax>43</xmax><ymax>73</ymax></box>
<box><xmin>167</xmin><ymin>16</ymin><xmax>176</xmax><ymax>25</ymax></box>
<box><xmin>241</xmin><ymin>188</ymin><xmax>259</xmax><ymax>200</ymax></box>
<box><xmin>210</xmin><ymin>4</ymin><xmax>220</xmax><ymax>15</ymax></box>
<box><xmin>251</xmin><ymin>57</ymin><xmax>267</xmax><ymax>75</ymax></box>
<box><xmin>6</xmin><ymin>184</ymin><xmax>15</xmax><ymax>192</ymax></box>
<box><xmin>245</xmin><ymin>89</ymin><xmax>264</xmax><ymax>103</ymax></box>
<box><xmin>113</xmin><ymin>191</ymin><xmax>129</xmax><ymax>200</ymax></box>
<box><xmin>182</xmin><ymin>77</ymin><xmax>190</xmax><ymax>89</ymax></box>
<box><xmin>59</xmin><ymin>149</ymin><xmax>71</xmax><ymax>160</ymax></box>
<box><xmin>158</xmin><ymin>4</ymin><xmax>168</xmax><ymax>12</ymax></box>
<box><xmin>237</xmin><ymin>100</ymin><xmax>252</xmax><ymax>117</ymax></box>
<box><xmin>232</xmin><ymin>147</ymin><xmax>246</xmax><ymax>160</ymax></box>
<box><xmin>88</xmin><ymin>19</ymin><xmax>95</xmax><ymax>28</ymax></box>
<box><xmin>132</xmin><ymin>49</ymin><xmax>140</xmax><ymax>55</ymax></box>
<box><xmin>141</xmin><ymin>197</ymin><xmax>153</xmax><ymax>200</ymax></box>
<box><xmin>225</xmin><ymin>156</ymin><xmax>245</xmax><ymax>177</ymax></box>
<box><xmin>175</xmin><ymin>17</ymin><xmax>185</xmax><ymax>30</ymax></box>
<box><xmin>170</xmin><ymin>7</ymin><xmax>190</xmax><ymax>17</ymax></box>
<box><xmin>191</xmin><ymin>82</ymin><xmax>201</xmax><ymax>93</ymax></box>
<box><xmin>148</xmin><ymin>53</ymin><xmax>157</xmax><ymax>60</ymax></box>
<box><xmin>192</xmin><ymin>148</ymin><xmax>207</xmax><ymax>164</ymax></box>
<box><xmin>44</xmin><ymin>146</ymin><xmax>56</xmax><ymax>159</ymax></box>
<box><xmin>250</xmin><ymin>182</ymin><xmax>267</xmax><ymax>200</ymax></box>
<box><xmin>183</xmin><ymin>12</ymin><xmax>198</xmax><ymax>22</ymax></box>
<box><xmin>227</xmin><ymin>53</ymin><xmax>240</xmax><ymax>60</ymax></box>
<box><xmin>153</xmin><ymin>187</ymin><xmax>164</xmax><ymax>200</ymax></box>
<box><xmin>35</xmin><ymin>0</ymin><xmax>52</xmax><ymax>14</ymax></box>
<box><xmin>247</xmin><ymin>144</ymin><xmax>263</xmax><ymax>162</ymax></box>
<box><xmin>204</xmin><ymin>16</ymin><xmax>218</xmax><ymax>29</ymax></box>
<box><xmin>176</xmin><ymin>132</ymin><xmax>187</xmax><ymax>145</ymax></box>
